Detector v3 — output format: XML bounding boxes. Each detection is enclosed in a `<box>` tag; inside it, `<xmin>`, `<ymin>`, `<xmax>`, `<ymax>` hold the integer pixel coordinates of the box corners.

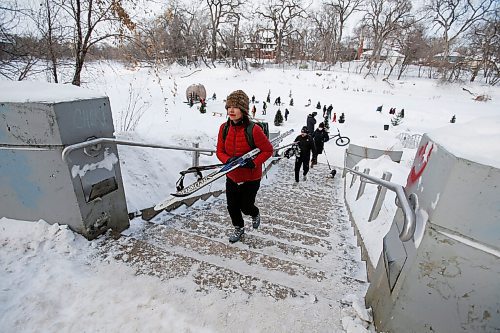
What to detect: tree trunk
<box><xmin>72</xmin><ymin>54</ymin><xmax>85</xmax><ymax>86</ymax></box>
<box><xmin>211</xmin><ymin>31</ymin><xmax>217</xmax><ymax>61</ymax></box>
<box><xmin>45</xmin><ymin>0</ymin><xmax>58</xmax><ymax>83</ymax></box>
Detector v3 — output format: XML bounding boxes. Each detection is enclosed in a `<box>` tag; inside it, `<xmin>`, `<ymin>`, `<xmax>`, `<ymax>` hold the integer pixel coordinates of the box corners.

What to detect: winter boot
<box><xmin>252</xmin><ymin>213</ymin><xmax>261</xmax><ymax>229</ymax></box>
<box><xmin>229</xmin><ymin>227</ymin><xmax>244</xmax><ymax>243</ymax></box>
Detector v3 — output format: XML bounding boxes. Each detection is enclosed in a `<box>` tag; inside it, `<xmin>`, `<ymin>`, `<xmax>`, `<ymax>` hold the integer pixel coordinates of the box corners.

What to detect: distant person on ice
<box><xmin>293</xmin><ymin>126</ymin><xmax>316</xmax><ymax>184</ymax></box>
<box><xmin>216</xmin><ymin>90</ymin><xmax>273</xmax><ymax>243</ymax></box>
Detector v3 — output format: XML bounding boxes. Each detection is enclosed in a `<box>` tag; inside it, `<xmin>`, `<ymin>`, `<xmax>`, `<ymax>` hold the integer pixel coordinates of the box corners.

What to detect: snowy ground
<box><xmin>1</xmin><ymin>61</ymin><xmax>499</xmax><ymax>332</ymax></box>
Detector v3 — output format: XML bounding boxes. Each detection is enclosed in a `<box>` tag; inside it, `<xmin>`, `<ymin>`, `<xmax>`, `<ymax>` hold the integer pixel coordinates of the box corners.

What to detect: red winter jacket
<box><xmin>216</xmin><ymin>120</ymin><xmax>273</xmax><ymax>183</ymax></box>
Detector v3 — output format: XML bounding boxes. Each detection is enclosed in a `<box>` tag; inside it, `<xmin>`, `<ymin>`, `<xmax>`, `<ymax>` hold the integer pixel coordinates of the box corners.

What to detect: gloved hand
<box><xmin>241</xmin><ymin>158</ymin><xmax>256</xmax><ymax>169</ymax></box>
<box><xmin>226</xmin><ymin>156</ymin><xmax>238</xmax><ymax>164</ymax></box>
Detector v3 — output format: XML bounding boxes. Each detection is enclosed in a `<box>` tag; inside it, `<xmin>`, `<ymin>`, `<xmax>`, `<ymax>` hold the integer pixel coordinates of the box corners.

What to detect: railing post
<box><xmin>356</xmin><ymin>168</ymin><xmax>370</xmax><ymax>200</ymax></box>
<box><xmin>368</xmin><ymin>171</ymin><xmax>392</xmax><ymax>221</ymax></box>
<box><xmin>350</xmin><ymin>166</ymin><xmax>359</xmax><ymax>188</ymax></box>
<box><xmin>192</xmin><ymin>142</ymin><xmax>200</xmax><ymax>167</ymax></box>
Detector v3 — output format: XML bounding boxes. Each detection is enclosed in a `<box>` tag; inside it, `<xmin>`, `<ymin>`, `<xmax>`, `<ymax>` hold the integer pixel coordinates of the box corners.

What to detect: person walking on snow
<box><xmin>293</xmin><ymin>126</ymin><xmax>316</xmax><ymax>183</ymax></box>
<box><xmin>284</xmin><ymin>108</ymin><xmax>290</xmax><ymax>121</ymax></box>
<box><xmin>327</xmin><ymin>104</ymin><xmax>333</xmax><ymax>119</ymax></box>
<box><xmin>332</xmin><ymin>112</ymin><xmax>337</xmax><ymax>122</ymax></box>
<box><xmin>311</xmin><ymin>122</ymin><xmax>330</xmax><ymax>167</ymax></box>
<box><xmin>307</xmin><ymin>111</ymin><xmax>317</xmax><ymax>134</ymax></box>
<box><xmin>216</xmin><ymin>90</ymin><xmax>273</xmax><ymax>243</ymax></box>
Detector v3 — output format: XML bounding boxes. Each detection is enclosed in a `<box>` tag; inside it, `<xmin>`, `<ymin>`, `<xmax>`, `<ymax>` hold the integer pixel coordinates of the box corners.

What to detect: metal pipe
<box><xmin>192</xmin><ymin>142</ymin><xmax>200</xmax><ymax>167</ymax></box>
<box><xmin>356</xmin><ymin>168</ymin><xmax>370</xmax><ymax>200</ymax></box>
<box><xmin>368</xmin><ymin>171</ymin><xmax>392</xmax><ymax>222</ymax></box>
<box><xmin>345</xmin><ymin>167</ymin><xmax>416</xmax><ymax>242</ymax></box>
<box><xmin>349</xmin><ymin>166</ymin><xmax>359</xmax><ymax>188</ymax></box>
<box><xmin>62</xmin><ymin>137</ymin><xmax>215</xmax><ymax>163</ymax></box>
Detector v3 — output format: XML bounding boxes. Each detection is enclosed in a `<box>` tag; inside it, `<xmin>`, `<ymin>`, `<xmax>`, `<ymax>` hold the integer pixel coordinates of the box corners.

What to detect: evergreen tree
<box><xmin>274</xmin><ymin>109</ymin><xmax>284</xmax><ymax>126</ymax></box>
<box><xmin>339</xmin><ymin>113</ymin><xmax>345</xmax><ymax>123</ymax></box>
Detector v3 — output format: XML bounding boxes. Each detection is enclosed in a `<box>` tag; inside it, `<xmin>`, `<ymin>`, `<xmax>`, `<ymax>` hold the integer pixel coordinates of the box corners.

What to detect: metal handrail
<box><xmin>345</xmin><ymin>167</ymin><xmax>416</xmax><ymax>242</ymax></box>
<box><xmin>62</xmin><ymin>137</ymin><xmax>215</xmax><ymax>163</ymax></box>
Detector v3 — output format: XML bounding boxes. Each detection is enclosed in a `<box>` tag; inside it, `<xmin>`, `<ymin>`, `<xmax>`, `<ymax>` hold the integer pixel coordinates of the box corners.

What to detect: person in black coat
<box><xmin>293</xmin><ymin>126</ymin><xmax>317</xmax><ymax>183</ymax></box>
<box><xmin>311</xmin><ymin>122</ymin><xmax>330</xmax><ymax>167</ymax></box>
<box><xmin>306</xmin><ymin>111</ymin><xmax>317</xmax><ymax>134</ymax></box>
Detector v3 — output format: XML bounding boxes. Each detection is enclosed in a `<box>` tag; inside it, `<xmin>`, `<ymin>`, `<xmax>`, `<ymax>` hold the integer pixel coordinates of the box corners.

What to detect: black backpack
<box><xmin>222</xmin><ymin>120</ymin><xmax>269</xmax><ymax>149</ymax></box>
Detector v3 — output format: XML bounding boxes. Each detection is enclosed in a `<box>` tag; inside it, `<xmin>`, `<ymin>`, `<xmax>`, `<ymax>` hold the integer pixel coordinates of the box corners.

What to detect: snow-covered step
<box><xmin>171</xmin><ymin>213</ymin><xmax>333</xmax><ymax>249</ymax></box>
<box><xmin>101</xmin><ymin>236</ymin><xmax>311</xmax><ymax>300</ymax></box>
<box><xmin>98</xmin><ymin>159</ymin><xmax>367</xmax><ymax>332</ymax></box>
<box><xmin>142</xmin><ymin>226</ymin><xmax>329</xmax><ymax>282</ymax></box>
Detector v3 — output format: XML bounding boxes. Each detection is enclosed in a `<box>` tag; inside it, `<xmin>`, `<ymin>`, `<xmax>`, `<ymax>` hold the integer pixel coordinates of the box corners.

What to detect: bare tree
<box><xmin>362</xmin><ymin>0</ymin><xmax>414</xmax><ymax>70</ymax></box>
<box><xmin>0</xmin><ymin>2</ymin><xmax>48</xmax><ymax>80</ymax></box>
<box><xmin>309</xmin><ymin>4</ymin><xmax>339</xmax><ymax>63</ymax></box>
<box><xmin>394</xmin><ymin>23</ymin><xmax>430</xmax><ymax>80</ymax></box>
<box><xmin>467</xmin><ymin>7</ymin><xmax>499</xmax><ymax>84</ymax></box>
<box><xmin>59</xmin><ymin>0</ymin><xmax>136</xmax><ymax>86</ymax></box>
<box><xmin>117</xmin><ymin>81</ymin><xmax>151</xmax><ymax>132</ymax></box>
<box><xmin>325</xmin><ymin>0</ymin><xmax>365</xmax><ymax>64</ymax></box>
<box><xmin>204</xmin><ymin>0</ymin><xmax>244</xmax><ymax>62</ymax></box>
<box><xmin>257</xmin><ymin>0</ymin><xmax>307</xmax><ymax>63</ymax></box>
<box><xmin>26</xmin><ymin>0</ymin><xmax>69</xmax><ymax>83</ymax></box>
<box><xmin>424</xmin><ymin>0</ymin><xmax>496</xmax><ymax>62</ymax></box>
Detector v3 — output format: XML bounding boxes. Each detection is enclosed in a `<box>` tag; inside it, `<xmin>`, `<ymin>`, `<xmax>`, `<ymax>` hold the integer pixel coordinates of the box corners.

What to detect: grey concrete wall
<box><xmin>366</xmin><ymin>133</ymin><xmax>500</xmax><ymax>332</ymax></box>
<box><xmin>1</xmin><ymin>82</ymin><xmax>129</xmax><ymax>239</ymax></box>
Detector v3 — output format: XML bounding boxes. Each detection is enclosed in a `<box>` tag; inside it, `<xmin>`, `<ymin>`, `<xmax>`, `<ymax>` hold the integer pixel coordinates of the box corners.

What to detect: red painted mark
<box><xmin>407</xmin><ymin>142</ymin><xmax>434</xmax><ymax>187</ymax></box>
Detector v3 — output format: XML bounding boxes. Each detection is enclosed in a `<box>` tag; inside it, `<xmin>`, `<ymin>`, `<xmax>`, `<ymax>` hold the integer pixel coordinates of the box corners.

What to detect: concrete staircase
<box><xmin>99</xmin><ymin>159</ymin><xmax>368</xmax><ymax>332</ymax></box>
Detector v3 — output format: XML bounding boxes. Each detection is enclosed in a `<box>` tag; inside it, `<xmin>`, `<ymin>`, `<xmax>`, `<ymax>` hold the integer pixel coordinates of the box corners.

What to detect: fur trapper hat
<box><xmin>225</xmin><ymin>90</ymin><xmax>249</xmax><ymax>114</ymax></box>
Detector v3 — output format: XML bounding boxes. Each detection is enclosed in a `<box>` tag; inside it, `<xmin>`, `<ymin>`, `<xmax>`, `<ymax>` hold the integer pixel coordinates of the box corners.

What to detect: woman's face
<box><xmin>227</xmin><ymin>106</ymin><xmax>243</xmax><ymax>121</ymax></box>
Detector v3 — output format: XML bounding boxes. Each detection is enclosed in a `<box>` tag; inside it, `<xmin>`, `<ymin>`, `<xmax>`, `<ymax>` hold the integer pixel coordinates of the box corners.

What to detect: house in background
<box><xmin>433</xmin><ymin>51</ymin><xmax>465</xmax><ymax>63</ymax></box>
<box><xmin>360</xmin><ymin>49</ymin><xmax>404</xmax><ymax>64</ymax></box>
<box><xmin>243</xmin><ymin>30</ymin><xmax>277</xmax><ymax>60</ymax></box>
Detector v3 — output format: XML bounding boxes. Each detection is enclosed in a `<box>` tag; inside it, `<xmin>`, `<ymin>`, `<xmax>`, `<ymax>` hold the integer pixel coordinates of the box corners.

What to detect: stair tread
<box><xmin>99</xmin><ymin>159</ymin><xmax>366</xmax><ymax>332</ymax></box>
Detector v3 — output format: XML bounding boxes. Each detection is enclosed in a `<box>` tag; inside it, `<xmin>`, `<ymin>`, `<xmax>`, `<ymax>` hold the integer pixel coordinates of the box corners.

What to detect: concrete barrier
<box><xmin>0</xmin><ymin>81</ymin><xmax>129</xmax><ymax>239</ymax></box>
<box><xmin>366</xmin><ymin>124</ymin><xmax>500</xmax><ymax>332</ymax></box>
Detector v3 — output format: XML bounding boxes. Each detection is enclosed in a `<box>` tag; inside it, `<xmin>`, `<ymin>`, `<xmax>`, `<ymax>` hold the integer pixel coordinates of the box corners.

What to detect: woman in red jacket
<box><xmin>216</xmin><ymin>90</ymin><xmax>273</xmax><ymax>243</ymax></box>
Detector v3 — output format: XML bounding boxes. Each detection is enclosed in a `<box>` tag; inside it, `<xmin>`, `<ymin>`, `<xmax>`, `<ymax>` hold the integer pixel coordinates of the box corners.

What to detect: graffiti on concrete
<box><xmin>407</xmin><ymin>141</ymin><xmax>434</xmax><ymax>187</ymax></box>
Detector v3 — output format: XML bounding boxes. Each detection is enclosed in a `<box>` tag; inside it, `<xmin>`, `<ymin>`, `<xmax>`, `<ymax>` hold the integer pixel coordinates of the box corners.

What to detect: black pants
<box><xmin>226</xmin><ymin>178</ymin><xmax>261</xmax><ymax>228</ymax></box>
<box><xmin>295</xmin><ymin>158</ymin><xmax>310</xmax><ymax>182</ymax></box>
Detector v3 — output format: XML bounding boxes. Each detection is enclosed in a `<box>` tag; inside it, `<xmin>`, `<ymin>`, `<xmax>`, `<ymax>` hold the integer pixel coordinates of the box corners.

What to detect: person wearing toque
<box><xmin>216</xmin><ymin>90</ymin><xmax>273</xmax><ymax>243</ymax></box>
<box><xmin>293</xmin><ymin>126</ymin><xmax>316</xmax><ymax>184</ymax></box>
